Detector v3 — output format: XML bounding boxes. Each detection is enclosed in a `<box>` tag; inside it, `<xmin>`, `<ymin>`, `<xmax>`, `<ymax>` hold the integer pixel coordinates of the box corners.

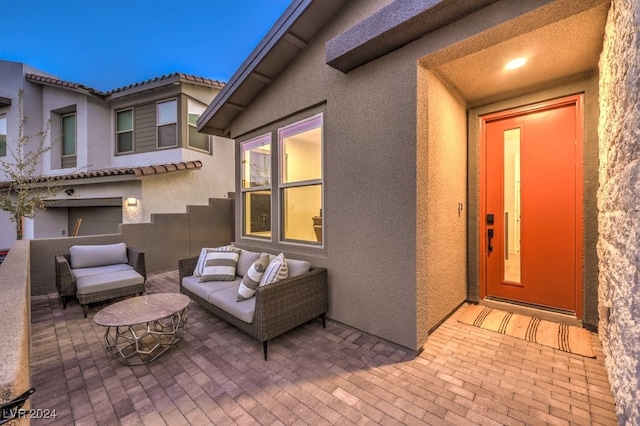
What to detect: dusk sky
<box><xmin>1</xmin><ymin>0</ymin><xmax>292</xmax><ymax>92</ymax></box>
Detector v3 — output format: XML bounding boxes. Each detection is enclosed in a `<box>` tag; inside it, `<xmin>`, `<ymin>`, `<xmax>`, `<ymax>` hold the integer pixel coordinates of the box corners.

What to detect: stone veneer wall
<box><xmin>597</xmin><ymin>0</ymin><xmax>640</xmax><ymax>423</ymax></box>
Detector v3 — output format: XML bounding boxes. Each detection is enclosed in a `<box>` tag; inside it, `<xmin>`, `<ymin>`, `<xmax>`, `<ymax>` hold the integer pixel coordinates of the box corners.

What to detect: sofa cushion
<box><xmin>182</xmin><ymin>275</ymin><xmax>242</xmax><ymax>300</ymax></box>
<box><xmin>286</xmin><ymin>259</ymin><xmax>311</xmax><ymax>277</ymax></box>
<box><xmin>237</xmin><ymin>254</ymin><xmax>270</xmax><ymax>301</ymax></box>
<box><xmin>70</xmin><ymin>243</ymin><xmax>128</xmax><ymax>269</ymax></box>
<box><xmin>236</xmin><ymin>250</ymin><xmax>261</xmax><ymax>277</ymax></box>
<box><xmin>193</xmin><ymin>245</ymin><xmax>234</xmax><ymax>277</ymax></box>
<box><xmin>72</xmin><ymin>264</ymin><xmax>133</xmax><ymax>279</ymax></box>
<box><xmin>208</xmin><ymin>286</ymin><xmax>256</xmax><ymax>324</ymax></box>
<box><xmin>200</xmin><ymin>250</ymin><xmax>240</xmax><ymax>282</ymax></box>
<box><xmin>260</xmin><ymin>253</ymin><xmax>289</xmax><ymax>286</ymax></box>
<box><xmin>76</xmin><ymin>269</ymin><xmax>144</xmax><ymax>295</ymax></box>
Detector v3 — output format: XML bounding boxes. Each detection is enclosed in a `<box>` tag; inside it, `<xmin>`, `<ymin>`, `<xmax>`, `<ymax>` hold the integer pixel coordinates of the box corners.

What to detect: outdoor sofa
<box><xmin>179</xmin><ymin>247</ymin><xmax>328</xmax><ymax>360</ymax></box>
<box><xmin>55</xmin><ymin>243</ymin><xmax>146</xmax><ymax>317</ymax></box>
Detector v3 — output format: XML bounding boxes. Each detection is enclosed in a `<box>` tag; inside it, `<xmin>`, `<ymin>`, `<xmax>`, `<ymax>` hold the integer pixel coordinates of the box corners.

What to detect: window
<box><xmin>157</xmin><ymin>99</ymin><xmax>177</xmax><ymax>148</ymax></box>
<box><xmin>278</xmin><ymin>114</ymin><xmax>323</xmax><ymax>243</ymax></box>
<box><xmin>0</xmin><ymin>114</ymin><xmax>6</xmax><ymax>157</ymax></box>
<box><xmin>61</xmin><ymin>113</ymin><xmax>76</xmax><ymax>156</ymax></box>
<box><xmin>187</xmin><ymin>99</ymin><xmax>210</xmax><ymax>151</ymax></box>
<box><xmin>116</xmin><ymin>109</ymin><xmax>133</xmax><ymax>153</ymax></box>
<box><xmin>241</xmin><ymin>134</ymin><xmax>271</xmax><ymax>238</ymax></box>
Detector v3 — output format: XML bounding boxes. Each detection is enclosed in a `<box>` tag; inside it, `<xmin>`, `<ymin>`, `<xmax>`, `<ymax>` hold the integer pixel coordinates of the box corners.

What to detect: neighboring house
<box><xmin>0</xmin><ymin>60</ymin><xmax>234</xmax><ymax>248</ymax></box>
<box><xmin>197</xmin><ymin>0</ymin><xmax>639</xmax><ymax>422</ymax></box>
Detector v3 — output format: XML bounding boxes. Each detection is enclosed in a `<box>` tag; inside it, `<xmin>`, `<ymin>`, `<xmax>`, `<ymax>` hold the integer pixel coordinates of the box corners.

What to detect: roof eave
<box><xmin>197</xmin><ymin>0</ymin><xmax>347</xmax><ymax>136</ymax></box>
<box><xmin>197</xmin><ymin>0</ymin><xmax>313</xmax><ymax>133</ymax></box>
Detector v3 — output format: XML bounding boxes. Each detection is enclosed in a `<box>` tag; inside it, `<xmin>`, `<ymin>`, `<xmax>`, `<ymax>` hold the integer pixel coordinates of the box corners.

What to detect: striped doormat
<box><xmin>458</xmin><ymin>304</ymin><xmax>595</xmax><ymax>358</ymax></box>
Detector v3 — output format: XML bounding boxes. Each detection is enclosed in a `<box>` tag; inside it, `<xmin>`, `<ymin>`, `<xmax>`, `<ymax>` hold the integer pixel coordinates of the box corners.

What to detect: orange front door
<box><xmin>481</xmin><ymin>95</ymin><xmax>583</xmax><ymax>315</ymax></box>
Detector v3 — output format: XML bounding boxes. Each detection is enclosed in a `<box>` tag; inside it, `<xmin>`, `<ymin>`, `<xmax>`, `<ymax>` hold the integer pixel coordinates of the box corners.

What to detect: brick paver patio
<box><xmin>30</xmin><ymin>269</ymin><xmax>618</xmax><ymax>425</ymax></box>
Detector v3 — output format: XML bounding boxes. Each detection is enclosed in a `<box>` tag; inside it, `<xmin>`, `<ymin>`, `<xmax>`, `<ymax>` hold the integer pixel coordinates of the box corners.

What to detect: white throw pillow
<box><xmin>259</xmin><ymin>253</ymin><xmax>289</xmax><ymax>286</ymax></box>
<box><xmin>200</xmin><ymin>250</ymin><xmax>240</xmax><ymax>282</ymax></box>
<box><xmin>237</xmin><ymin>254</ymin><xmax>270</xmax><ymax>301</ymax></box>
<box><xmin>193</xmin><ymin>245</ymin><xmax>234</xmax><ymax>277</ymax></box>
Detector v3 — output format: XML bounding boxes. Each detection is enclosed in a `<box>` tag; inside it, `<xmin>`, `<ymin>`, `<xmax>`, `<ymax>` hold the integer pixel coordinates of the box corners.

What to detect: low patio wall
<box><xmin>0</xmin><ymin>240</ymin><xmax>31</xmax><ymax>425</ymax></box>
<box><xmin>30</xmin><ymin>197</ymin><xmax>233</xmax><ymax>296</ymax></box>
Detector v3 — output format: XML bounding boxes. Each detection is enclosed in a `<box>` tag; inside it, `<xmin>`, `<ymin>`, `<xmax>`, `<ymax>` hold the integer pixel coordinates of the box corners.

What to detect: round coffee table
<box><xmin>93</xmin><ymin>293</ymin><xmax>190</xmax><ymax>365</ymax></box>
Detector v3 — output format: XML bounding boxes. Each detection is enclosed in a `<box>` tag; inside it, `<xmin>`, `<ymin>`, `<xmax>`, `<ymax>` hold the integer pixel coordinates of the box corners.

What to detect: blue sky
<box><xmin>1</xmin><ymin>0</ymin><xmax>292</xmax><ymax>92</ymax></box>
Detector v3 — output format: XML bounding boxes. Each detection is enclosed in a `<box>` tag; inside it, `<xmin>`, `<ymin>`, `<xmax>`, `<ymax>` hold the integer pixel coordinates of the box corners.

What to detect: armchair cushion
<box><xmin>71</xmin><ymin>263</ymin><xmax>133</xmax><ymax>279</ymax></box>
<box><xmin>70</xmin><ymin>243</ymin><xmax>128</xmax><ymax>269</ymax></box>
<box><xmin>76</xmin><ymin>269</ymin><xmax>144</xmax><ymax>295</ymax></box>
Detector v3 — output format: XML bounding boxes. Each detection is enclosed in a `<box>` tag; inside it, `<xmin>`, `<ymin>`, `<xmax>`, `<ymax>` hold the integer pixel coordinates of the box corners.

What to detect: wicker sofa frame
<box><xmin>179</xmin><ymin>255</ymin><xmax>328</xmax><ymax>360</ymax></box>
<box><xmin>55</xmin><ymin>247</ymin><xmax>147</xmax><ymax>318</ymax></box>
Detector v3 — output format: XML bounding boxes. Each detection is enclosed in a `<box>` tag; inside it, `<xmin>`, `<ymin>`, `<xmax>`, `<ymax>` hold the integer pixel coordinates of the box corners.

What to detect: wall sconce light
<box><xmin>64</xmin><ymin>188</ymin><xmax>74</xmax><ymax>196</ymax></box>
<box><xmin>126</xmin><ymin>197</ymin><xmax>138</xmax><ymax>207</ymax></box>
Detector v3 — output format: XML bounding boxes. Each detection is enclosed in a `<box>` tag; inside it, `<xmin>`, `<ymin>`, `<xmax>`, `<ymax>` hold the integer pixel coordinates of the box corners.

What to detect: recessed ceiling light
<box><xmin>506</xmin><ymin>57</ymin><xmax>527</xmax><ymax>70</ymax></box>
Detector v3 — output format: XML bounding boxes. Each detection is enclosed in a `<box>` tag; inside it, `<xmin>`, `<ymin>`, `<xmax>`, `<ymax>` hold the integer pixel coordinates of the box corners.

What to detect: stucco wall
<box><xmin>140</xmin><ymin>141</ymin><xmax>235</xmax><ymax>222</ymax></box>
<box><xmin>228</xmin><ymin>0</ymin><xmax>421</xmax><ymax>350</ymax></box>
<box><xmin>418</xmin><ymin>70</ymin><xmax>468</xmax><ymax>333</ymax></box>
<box><xmin>597</xmin><ymin>0</ymin><xmax>640</xmax><ymax>422</ymax></box>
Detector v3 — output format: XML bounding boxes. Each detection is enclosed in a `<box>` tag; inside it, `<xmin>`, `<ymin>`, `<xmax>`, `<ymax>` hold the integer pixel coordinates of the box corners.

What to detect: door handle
<box><xmin>487</xmin><ymin>228</ymin><xmax>494</xmax><ymax>253</ymax></box>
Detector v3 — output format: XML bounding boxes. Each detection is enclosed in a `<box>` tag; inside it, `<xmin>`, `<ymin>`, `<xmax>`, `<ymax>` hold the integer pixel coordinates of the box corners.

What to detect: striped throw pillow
<box><xmin>199</xmin><ymin>250</ymin><xmax>240</xmax><ymax>282</ymax></box>
<box><xmin>237</xmin><ymin>254</ymin><xmax>270</xmax><ymax>301</ymax></box>
<box><xmin>193</xmin><ymin>245</ymin><xmax>234</xmax><ymax>277</ymax></box>
<box><xmin>259</xmin><ymin>253</ymin><xmax>289</xmax><ymax>286</ymax></box>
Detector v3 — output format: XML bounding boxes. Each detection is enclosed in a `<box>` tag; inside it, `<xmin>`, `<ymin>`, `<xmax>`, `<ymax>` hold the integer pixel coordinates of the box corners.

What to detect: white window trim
<box><xmin>156</xmin><ymin>98</ymin><xmax>178</xmax><ymax>149</ymax></box>
<box><xmin>115</xmin><ymin>108</ymin><xmax>134</xmax><ymax>154</ymax></box>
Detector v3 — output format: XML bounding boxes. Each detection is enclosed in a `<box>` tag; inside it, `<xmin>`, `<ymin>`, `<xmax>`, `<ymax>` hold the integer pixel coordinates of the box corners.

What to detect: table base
<box><xmin>103</xmin><ymin>306</ymin><xmax>188</xmax><ymax>365</ymax></box>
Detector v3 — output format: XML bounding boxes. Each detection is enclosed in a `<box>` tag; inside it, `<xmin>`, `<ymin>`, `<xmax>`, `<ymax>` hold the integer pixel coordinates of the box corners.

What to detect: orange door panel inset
<box><xmin>481</xmin><ymin>96</ymin><xmax>583</xmax><ymax>314</ymax></box>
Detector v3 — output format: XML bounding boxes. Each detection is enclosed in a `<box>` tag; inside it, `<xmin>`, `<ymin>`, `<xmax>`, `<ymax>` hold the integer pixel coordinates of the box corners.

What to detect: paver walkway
<box><xmin>30</xmin><ymin>269</ymin><xmax>618</xmax><ymax>425</ymax></box>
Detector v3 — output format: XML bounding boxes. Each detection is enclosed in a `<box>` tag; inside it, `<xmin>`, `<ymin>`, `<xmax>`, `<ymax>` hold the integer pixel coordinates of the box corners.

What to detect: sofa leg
<box><xmin>83</xmin><ymin>305</ymin><xmax>88</xmax><ymax>318</ymax></box>
<box><xmin>263</xmin><ymin>341</ymin><xmax>268</xmax><ymax>361</ymax></box>
<box><xmin>61</xmin><ymin>296</ymin><xmax>67</xmax><ymax>310</ymax></box>
<box><xmin>321</xmin><ymin>313</ymin><xmax>327</xmax><ymax>328</ymax></box>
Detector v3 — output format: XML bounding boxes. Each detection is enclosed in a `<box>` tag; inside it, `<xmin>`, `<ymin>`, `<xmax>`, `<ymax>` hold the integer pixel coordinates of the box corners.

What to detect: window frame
<box><xmin>115</xmin><ymin>108</ymin><xmax>134</xmax><ymax>154</ymax></box>
<box><xmin>187</xmin><ymin>98</ymin><xmax>211</xmax><ymax>153</ymax></box>
<box><xmin>277</xmin><ymin>113</ymin><xmax>324</xmax><ymax>245</ymax></box>
<box><xmin>241</xmin><ymin>133</ymin><xmax>272</xmax><ymax>240</ymax></box>
<box><xmin>156</xmin><ymin>98</ymin><xmax>178</xmax><ymax>149</ymax></box>
<box><xmin>61</xmin><ymin>112</ymin><xmax>77</xmax><ymax>157</ymax></box>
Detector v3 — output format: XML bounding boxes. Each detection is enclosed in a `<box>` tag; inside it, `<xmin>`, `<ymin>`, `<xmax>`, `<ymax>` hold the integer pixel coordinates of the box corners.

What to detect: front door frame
<box><xmin>466</xmin><ymin>78</ymin><xmax>599</xmax><ymax>324</ymax></box>
<box><xmin>478</xmin><ymin>94</ymin><xmax>584</xmax><ymax>317</ymax></box>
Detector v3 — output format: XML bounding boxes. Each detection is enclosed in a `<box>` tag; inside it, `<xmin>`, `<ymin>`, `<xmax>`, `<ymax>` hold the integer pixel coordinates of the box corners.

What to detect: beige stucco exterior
<box><xmin>418</xmin><ymin>70</ymin><xmax>468</xmax><ymax>334</ymax></box>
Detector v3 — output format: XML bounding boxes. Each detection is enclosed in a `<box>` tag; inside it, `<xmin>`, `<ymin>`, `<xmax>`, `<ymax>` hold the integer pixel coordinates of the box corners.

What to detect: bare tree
<box><xmin>0</xmin><ymin>89</ymin><xmax>63</xmax><ymax>240</ymax></box>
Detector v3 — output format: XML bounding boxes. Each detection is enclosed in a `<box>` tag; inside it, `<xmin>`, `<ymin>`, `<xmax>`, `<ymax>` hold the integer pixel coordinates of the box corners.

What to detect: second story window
<box><xmin>0</xmin><ymin>114</ymin><xmax>6</xmax><ymax>157</ymax></box>
<box><xmin>116</xmin><ymin>109</ymin><xmax>133</xmax><ymax>154</ymax></box>
<box><xmin>61</xmin><ymin>113</ymin><xmax>76</xmax><ymax>156</ymax></box>
<box><xmin>187</xmin><ymin>99</ymin><xmax>210</xmax><ymax>152</ymax></box>
<box><xmin>157</xmin><ymin>99</ymin><xmax>177</xmax><ymax>148</ymax></box>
